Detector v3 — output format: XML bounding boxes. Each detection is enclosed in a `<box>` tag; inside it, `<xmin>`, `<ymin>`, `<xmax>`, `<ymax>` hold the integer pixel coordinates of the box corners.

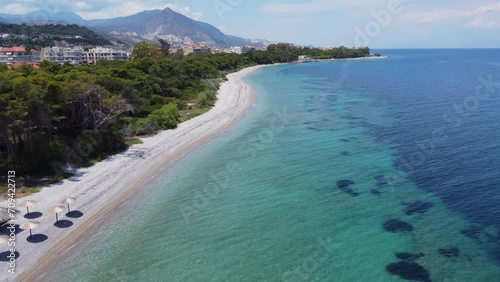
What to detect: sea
<box><xmin>43</xmin><ymin>49</ymin><xmax>500</xmax><ymax>282</ymax></box>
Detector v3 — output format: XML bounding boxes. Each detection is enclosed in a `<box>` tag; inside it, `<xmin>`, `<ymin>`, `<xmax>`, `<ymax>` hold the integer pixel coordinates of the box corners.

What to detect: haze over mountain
<box><xmin>0</xmin><ymin>8</ymin><xmax>269</xmax><ymax>47</ymax></box>
<box><xmin>0</xmin><ymin>11</ymin><xmax>87</xmax><ymax>25</ymax></box>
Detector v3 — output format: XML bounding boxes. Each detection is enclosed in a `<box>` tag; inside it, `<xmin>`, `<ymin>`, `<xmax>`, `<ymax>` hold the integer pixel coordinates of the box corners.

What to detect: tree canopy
<box><xmin>0</xmin><ymin>41</ymin><xmax>373</xmax><ymax>184</ymax></box>
<box><xmin>0</xmin><ymin>23</ymin><xmax>112</xmax><ymax>49</ymax></box>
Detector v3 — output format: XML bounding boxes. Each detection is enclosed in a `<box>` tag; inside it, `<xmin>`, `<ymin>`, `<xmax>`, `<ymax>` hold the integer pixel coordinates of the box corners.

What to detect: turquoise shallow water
<box><xmin>44</xmin><ymin>51</ymin><xmax>500</xmax><ymax>281</ymax></box>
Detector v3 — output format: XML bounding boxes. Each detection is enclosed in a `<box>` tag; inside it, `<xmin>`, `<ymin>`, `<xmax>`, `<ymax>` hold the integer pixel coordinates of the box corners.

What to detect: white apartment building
<box><xmin>223</xmin><ymin>46</ymin><xmax>255</xmax><ymax>55</ymax></box>
<box><xmin>86</xmin><ymin>47</ymin><xmax>130</xmax><ymax>64</ymax></box>
<box><xmin>41</xmin><ymin>46</ymin><xmax>87</xmax><ymax>65</ymax></box>
<box><xmin>40</xmin><ymin>46</ymin><xmax>131</xmax><ymax>65</ymax></box>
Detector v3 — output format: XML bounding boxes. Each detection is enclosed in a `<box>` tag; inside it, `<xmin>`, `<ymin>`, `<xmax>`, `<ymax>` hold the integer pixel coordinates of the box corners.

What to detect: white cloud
<box><xmin>78</xmin><ymin>2</ymin><xmax>159</xmax><ymax>19</ymax></box>
<box><xmin>177</xmin><ymin>6</ymin><xmax>203</xmax><ymax>20</ymax></box>
<box><xmin>406</xmin><ymin>10</ymin><xmax>474</xmax><ymax>23</ymax></box>
<box><xmin>73</xmin><ymin>2</ymin><xmax>91</xmax><ymax>10</ymax></box>
<box><xmin>260</xmin><ymin>0</ymin><xmax>387</xmax><ymax>14</ymax></box>
<box><xmin>79</xmin><ymin>3</ymin><xmax>204</xmax><ymax>20</ymax></box>
<box><xmin>466</xmin><ymin>18</ymin><xmax>500</xmax><ymax>30</ymax></box>
<box><xmin>218</xmin><ymin>25</ymin><xmax>228</xmax><ymax>32</ymax></box>
<box><xmin>476</xmin><ymin>2</ymin><xmax>500</xmax><ymax>13</ymax></box>
<box><xmin>404</xmin><ymin>2</ymin><xmax>500</xmax><ymax>30</ymax></box>
<box><xmin>0</xmin><ymin>1</ymin><xmax>204</xmax><ymax>21</ymax></box>
<box><xmin>0</xmin><ymin>3</ymin><xmax>38</xmax><ymax>14</ymax></box>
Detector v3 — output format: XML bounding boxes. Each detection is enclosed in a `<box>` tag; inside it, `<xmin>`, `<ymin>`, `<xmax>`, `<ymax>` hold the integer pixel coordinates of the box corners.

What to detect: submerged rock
<box><xmin>386</xmin><ymin>261</ymin><xmax>431</xmax><ymax>282</ymax></box>
<box><xmin>340</xmin><ymin>138</ymin><xmax>350</xmax><ymax>143</ymax></box>
<box><xmin>438</xmin><ymin>247</ymin><xmax>460</xmax><ymax>258</ymax></box>
<box><xmin>306</xmin><ymin>127</ymin><xmax>322</xmax><ymax>132</ymax></box>
<box><xmin>396</xmin><ymin>252</ymin><xmax>425</xmax><ymax>261</ymax></box>
<box><xmin>337</xmin><ymin>180</ymin><xmax>354</xmax><ymax>188</ymax></box>
<box><xmin>371</xmin><ymin>189</ymin><xmax>382</xmax><ymax>196</ymax></box>
<box><xmin>340</xmin><ymin>151</ymin><xmax>350</xmax><ymax>156</ymax></box>
<box><xmin>336</xmin><ymin>180</ymin><xmax>359</xmax><ymax>197</ymax></box>
<box><xmin>460</xmin><ymin>225</ymin><xmax>483</xmax><ymax>241</ymax></box>
<box><xmin>383</xmin><ymin>219</ymin><xmax>414</xmax><ymax>233</ymax></box>
<box><xmin>375</xmin><ymin>175</ymin><xmax>388</xmax><ymax>186</ymax></box>
<box><xmin>402</xmin><ymin>201</ymin><xmax>434</xmax><ymax>215</ymax></box>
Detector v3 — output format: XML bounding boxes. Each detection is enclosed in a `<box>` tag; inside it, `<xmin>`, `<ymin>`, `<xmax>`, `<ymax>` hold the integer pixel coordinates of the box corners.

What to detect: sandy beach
<box><xmin>0</xmin><ymin>65</ymin><xmax>264</xmax><ymax>282</ymax></box>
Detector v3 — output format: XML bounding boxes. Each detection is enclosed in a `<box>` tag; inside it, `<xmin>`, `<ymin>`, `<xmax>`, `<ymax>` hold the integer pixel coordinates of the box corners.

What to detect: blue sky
<box><xmin>1</xmin><ymin>0</ymin><xmax>500</xmax><ymax>48</ymax></box>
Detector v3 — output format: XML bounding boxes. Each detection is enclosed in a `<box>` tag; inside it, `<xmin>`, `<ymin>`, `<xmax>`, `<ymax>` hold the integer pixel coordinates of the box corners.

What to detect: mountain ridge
<box><xmin>0</xmin><ymin>8</ymin><xmax>269</xmax><ymax>47</ymax></box>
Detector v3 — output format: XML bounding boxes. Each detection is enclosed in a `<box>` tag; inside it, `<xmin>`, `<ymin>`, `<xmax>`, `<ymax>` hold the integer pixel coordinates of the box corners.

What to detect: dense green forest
<box><xmin>0</xmin><ymin>23</ymin><xmax>112</xmax><ymax>48</ymax></box>
<box><xmin>0</xmin><ymin>42</ymin><xmax>371</xmax><ymax>187</ymax></box>
<box><xmin>265</xmin><ymin>43</ymin><xmax>371</xmax><ymax>60</ymax></box>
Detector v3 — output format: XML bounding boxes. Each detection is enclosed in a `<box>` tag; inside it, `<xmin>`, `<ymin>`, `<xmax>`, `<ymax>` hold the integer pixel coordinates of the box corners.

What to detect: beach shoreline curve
<box><xmin>5</xmin><ymin>65</ymin><xmax>265</xmax><ymax>282</ymax></box>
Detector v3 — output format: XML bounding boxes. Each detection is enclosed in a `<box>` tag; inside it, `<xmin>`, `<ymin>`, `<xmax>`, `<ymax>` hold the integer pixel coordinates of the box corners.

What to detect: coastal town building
<box><xmin>223</xmin><ymin>46</ymin><xmax>255</xmax><ymax>55</ymax></box>
<box><xmin>41</xmin><ymin>46</ymin><xmax>131</xmax><ymax>65</ymax></box>
<box><xmin>41</xmin><ymin>46</ymin><xmax>87</xmax><ymax>65</ymax></box>
<box><xmin>7</xmin><ymin>62</ymin><xmax>41</xmax><ymax>70</ymax></box>
<box><xmin>1</xmin><ymin>43</ymin><xmax>263</xmax><ymax>68</ymax></box>
<box><xmin>0</xmin><ymin>46</ymin><xmax>41</xmax><ymax>65</ymax></box>
<box><xmin>182</xmin><ymin>45</ymin><xmax>211</xmax><ymax>55</ymax></box>
<box><xmin>86</xmin><ymin>47</ymin><xmax>130</xmax><ymax>64</ymax></box>
<box><xmin>297</xmin><ymin>55</ymin><xmax>313</xmax><ymax>62</ymax></box>
<box><xmin>211</xmin><ymin>47</ymin><xmax>224</xmax><ymax>54</ymax></box>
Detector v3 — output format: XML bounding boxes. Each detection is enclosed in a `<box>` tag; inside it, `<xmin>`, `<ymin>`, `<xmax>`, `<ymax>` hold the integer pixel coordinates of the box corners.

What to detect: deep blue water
<box><xmin>287</xmin><ymin>48</ymin><xmax>500</xmax><ymax>229</ymax></box>
<box><xmin>283</xmin><ymin>49</ymin><xmax>500</xmax><ymax>267</ymax></box>
<box><xmin>45</xmin><ymin>50</ymin><xmax>500</xmax><ymax>281</ymax></box>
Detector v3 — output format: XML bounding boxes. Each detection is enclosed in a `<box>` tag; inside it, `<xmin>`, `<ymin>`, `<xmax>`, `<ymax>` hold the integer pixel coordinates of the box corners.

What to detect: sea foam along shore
<box><xmin>0</xmin><ymin>65</ymin><xmax>265</xmax><ymax>282</ymax></box>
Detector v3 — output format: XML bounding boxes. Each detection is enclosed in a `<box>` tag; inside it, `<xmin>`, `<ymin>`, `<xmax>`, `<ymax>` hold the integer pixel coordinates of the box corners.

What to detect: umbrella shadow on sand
<box><xmin>54</xmin><ymin>220</ymin><xmax>73</xmax><ymax>229</ymax></box>
<box><xmin>26</xmin><ymin>234</ymin><xmax>48</xmax><ymax>244</ymax></box>
<box><xmin>0</xmin><ymin>251</ymin><xmax>20</xmax><ymax>261</ymax></box>
<box><xmin>65</xmin><ymin>210</ymin><xmax>83</xmax><ymax>218</ymax></box>
<box><xmin>24</xmin><ymin>212</ymin><xmax>43</xmax><ymax>219</ymax></box>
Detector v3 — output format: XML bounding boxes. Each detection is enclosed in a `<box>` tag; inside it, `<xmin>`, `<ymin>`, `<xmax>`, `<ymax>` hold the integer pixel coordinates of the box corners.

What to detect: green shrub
<box><xmin>132</xmin><ymin>118</ymin><xmax>156</xmax><ymax>136</ymax></box>
<box><xmin>50</xmin><ymin>172</ymin><xmax>74</xmax><ymax>184</ymax></box>
<box><xmin>125</xmin><ymin>138</ymin><xmax>143</xmax><ymax>147</ymax></box>
<box><xmin>196</xmin><ymin>90</ymin><xmax>217</xmax><ymax>108</ymax></box>
<box><xmin>148</xmin><ymin>103</ymin><xmax>179</xmax><ymax>130</ymax></box>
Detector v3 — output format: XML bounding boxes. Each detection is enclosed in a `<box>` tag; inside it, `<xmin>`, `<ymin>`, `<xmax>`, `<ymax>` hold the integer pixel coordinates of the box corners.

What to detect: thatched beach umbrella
<box><xmin>59</xmin><ymin>197</ymin><xmax>76</xmax><ymax>212</ymax></box>
<box><xmin>47</xmin><ymin>205</ymin><xmax>65</xmax><ymax>223</ymax></box>
<box><xmin>0</xmin><ymin>235</ymin><xmax>9</xmax><ymax>244</ymax></box>
<box><xmin>20</xmin><ymin>221</ymin><xmax>40</xmax><ymax>238</ymax></box>
<box><xmin>19</xmin><ymin>200</ymin><xmax>37</xmax><ymax>216</ymax></box>
<box><xmin>0</xmin><ymin>207</ymin><xmax>19</xmax><ymax>223</ymax></box>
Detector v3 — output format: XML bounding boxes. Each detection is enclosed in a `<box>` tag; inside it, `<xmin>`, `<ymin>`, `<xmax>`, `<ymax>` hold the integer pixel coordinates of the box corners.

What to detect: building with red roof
<box><xmin>7</xmin><ymin>62</ymin><xmax>41</xmax><ymax>70</ymax></box>
<box><xmin>0</xmin><ymin>46</ymin><xmax>41</xmax><ymax>65</ymax></box>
